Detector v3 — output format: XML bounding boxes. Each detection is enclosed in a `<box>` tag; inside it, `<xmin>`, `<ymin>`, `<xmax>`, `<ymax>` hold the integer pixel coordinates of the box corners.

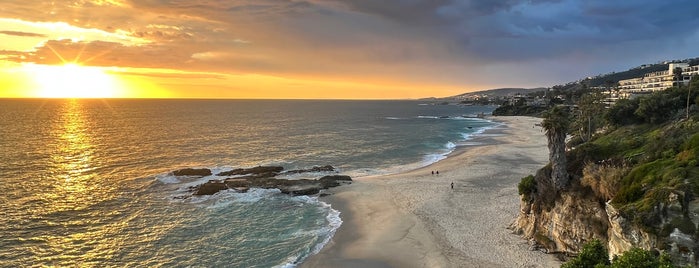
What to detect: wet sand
<box><xmin>302</xmin><ymin>116</ymin><xmax>561</xmax><ymax>268</ymax></box>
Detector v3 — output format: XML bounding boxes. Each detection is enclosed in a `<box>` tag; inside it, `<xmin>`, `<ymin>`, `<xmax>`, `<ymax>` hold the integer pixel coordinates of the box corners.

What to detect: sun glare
<box><xmin>24</xmin><ymin>63</ymin><xmax>123</xmax><ymax>98</ymax></box>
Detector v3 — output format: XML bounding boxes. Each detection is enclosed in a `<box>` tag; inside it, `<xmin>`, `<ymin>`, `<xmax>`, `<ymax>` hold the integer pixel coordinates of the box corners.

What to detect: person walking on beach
<box><xmin>431</xmin><ymin>171</ymin><xmax>434</xmax><ymax>175</ymax></box>
<box><xmin>451</xmin><ymin>182</ymin><xmax>454</xmax><ymax>189</ymax></box>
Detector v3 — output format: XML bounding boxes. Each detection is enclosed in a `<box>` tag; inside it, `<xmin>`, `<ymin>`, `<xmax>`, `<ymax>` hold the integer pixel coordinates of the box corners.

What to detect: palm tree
<box><xmin>541</xmin><ymin>106</ymin><xmax>571</xmax><ymax>191</ymax></box>
<box><xmin>673</xmin><ymin>67</ymin><xmax>684</xmax><ymax>88</ymax></box>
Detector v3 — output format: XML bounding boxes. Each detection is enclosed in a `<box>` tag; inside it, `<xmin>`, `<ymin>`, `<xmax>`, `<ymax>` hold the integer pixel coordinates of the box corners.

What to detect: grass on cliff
<box><xmin>571</xmin><ymin>118</ymin><xmax>699</xmax><ymax>232</ymax></box>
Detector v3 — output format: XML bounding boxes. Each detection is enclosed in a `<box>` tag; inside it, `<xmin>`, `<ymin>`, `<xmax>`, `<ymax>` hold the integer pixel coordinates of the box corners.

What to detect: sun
<box><xmin>24</xmin><ymin>63</ymin><xmax>123</xmax><ymax>98</ymax></box>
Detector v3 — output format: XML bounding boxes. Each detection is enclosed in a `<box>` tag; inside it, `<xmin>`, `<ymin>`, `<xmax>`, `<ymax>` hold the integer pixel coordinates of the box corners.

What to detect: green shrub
<box><xmin>610</xmin><ymin>248</ymin><xmax>655</xmax><ymax>267</ymax></box>
<box><xmin>613</xmin><ymin>184</ymin><xmax>644</xmax><ymax>204</ymax></box>
<box><xmin>562</xmin><ymin>239</ymin><xmax>609</xmax><ymax>268</ymax></box>
<box><xmin>518</xmin><ymin>175</ymin><xmax>537</xmax><ymax>200</ymax></box>
<box><xmin>605</xmin><ymin>98</ymin><xmax>642</xmax><ymax>126</ymax></box>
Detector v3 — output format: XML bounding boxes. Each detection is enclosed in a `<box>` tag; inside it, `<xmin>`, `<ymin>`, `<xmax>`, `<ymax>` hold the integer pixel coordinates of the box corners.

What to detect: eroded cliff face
<box><xmin>512</xmin><ymin>166</ymin><xmax>699</xmax><ymax>265</ymax></box>
<box><xmin>512</xmin><ymin>188</ymin><xmax>609</xmax><ymax>254</ymax></box>
<box><xmin>605</xmin><ymin>202</ymin><xmax>656</xmax><ymax>258</ymax></box>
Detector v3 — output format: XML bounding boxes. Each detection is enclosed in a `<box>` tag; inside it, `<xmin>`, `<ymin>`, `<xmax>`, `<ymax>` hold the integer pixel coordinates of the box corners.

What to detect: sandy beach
<box><xmin>302</xmin><ymin>116</ymin><xmax>561</xmax><ymax>268</ymax></box>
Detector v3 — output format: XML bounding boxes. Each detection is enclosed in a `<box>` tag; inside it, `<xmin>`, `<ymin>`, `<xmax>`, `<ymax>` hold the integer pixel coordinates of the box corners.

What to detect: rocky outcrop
<box><xmin>284</xmin><ymin>165</ymin><xmax>336</xmax><ymax>174</ymax></box>
<box><xmin>605</xmin><ymin>202</ymin><xmax>656</xmax><ymax>257</ymax></box>
<box><xmin>318</xmin><ymin>175</ymin><xmax>352</xmax><ymax>188</ymax></box>
<box><xmin>512</xmin><ymin>186</ymin><xmax>609</xmax><ymax>254</ymax></box>
<box><xmin>216</xmin><ymin>166</ymin><xmax>284</xmax><ymax>176</ymax></box>
<box><xmin>192</xmin><ymin>176</ymin><xmax>352</xmax><ymax>196</ymax></box>
<box><xmin>173</xmin><ymin>166</ymin><xmax>352</xmax><ymax>197</ymax></box>
<box><xmin>194</xmin><ymin>180</ymin><xmax>229</xmax><ymax>195</ymax></box>
<box><xmin>513</xmin><ymin>164</ymin><xmax>699</xmax><ymax>265</ymax></box>
<box><xmin>173</xmin><ymin>168</ymin><xmax>212</xmax><ymax>176</ymax></box>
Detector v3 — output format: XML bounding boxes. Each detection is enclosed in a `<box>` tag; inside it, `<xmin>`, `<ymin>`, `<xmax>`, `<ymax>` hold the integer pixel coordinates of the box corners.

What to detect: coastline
<box><xmin>302</xmin><ymin>116</ymin><xmax>561</xmax><ymax>268</ymax></box>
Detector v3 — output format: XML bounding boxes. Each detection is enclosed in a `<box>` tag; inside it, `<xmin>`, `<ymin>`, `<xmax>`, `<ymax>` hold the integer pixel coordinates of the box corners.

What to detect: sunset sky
<box><xmin>1</xmin><ymin>0</ymin><xmax>699</xmax><ymax>99</ymax></box>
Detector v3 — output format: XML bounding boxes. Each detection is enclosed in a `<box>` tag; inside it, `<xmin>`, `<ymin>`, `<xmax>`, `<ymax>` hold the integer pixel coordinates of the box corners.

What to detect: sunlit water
<box><xmin>0</xmin><ymin>99</ymin><xmax>495</xmax><ymax>267</ymax></box>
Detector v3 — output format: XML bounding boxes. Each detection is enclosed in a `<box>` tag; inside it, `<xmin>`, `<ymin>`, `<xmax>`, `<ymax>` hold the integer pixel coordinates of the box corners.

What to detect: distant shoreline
<box><xmin>302</xmin><ymin>116</ymin><xmax>561</xmax><ymax>267</ymax></box>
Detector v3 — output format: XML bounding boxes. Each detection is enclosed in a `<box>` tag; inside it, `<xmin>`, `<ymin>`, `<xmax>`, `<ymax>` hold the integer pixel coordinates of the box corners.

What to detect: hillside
<box><xmin>444</xmin><ymin>57</ymin><xmax>699</xmax><ymax>102</ymax></box>
<box><xmin>556</xmin><ymin>57</ymin><xmax>699</xmax><ymax>91</ymax></box>
<box><xmin>513</xmin><ymin>82</ymin><xmax>699</xmax><ymax>266</ymax></box>
<box><xmin>447</xmin><ymin>87</ymin><xmax>547</xmax><ymax>99</ymax></box>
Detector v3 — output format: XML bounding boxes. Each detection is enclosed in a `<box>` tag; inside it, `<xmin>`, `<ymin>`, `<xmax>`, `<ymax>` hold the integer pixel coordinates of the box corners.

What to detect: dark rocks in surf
<box><xmin>284</xmin><ymin>165</ymin><xmax>336</xmax><ymax>174</ymax></box>
<box><xmin>318</xmin><ymin>175</ymin><xmax>352</xmax><ymax>188</ymax></box>
<box><xmin>194</xmin><ymin>180</ymin><xmax>228</xmax><ymax>195</ymax></box>
<box><xmin>173</xmin><ymin>168</ymin><xmax>212</xmax><ymax>177</ymax></box>
<box><xmin>190</xmin><ymin>173</ymin><xmax>352</xmax><ymax>196</ymax></box>
<box><xmin>215</xmin><ymin>166</ymin><xmax>284</xmax><ymax>176</ymax></box>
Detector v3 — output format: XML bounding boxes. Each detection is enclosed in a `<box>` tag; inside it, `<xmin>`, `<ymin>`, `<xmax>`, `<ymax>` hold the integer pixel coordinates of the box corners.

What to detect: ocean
<box><xmin>0</xmin><ymin>99</ymin><xmax>496</xmax><ymax>267</ymax></box>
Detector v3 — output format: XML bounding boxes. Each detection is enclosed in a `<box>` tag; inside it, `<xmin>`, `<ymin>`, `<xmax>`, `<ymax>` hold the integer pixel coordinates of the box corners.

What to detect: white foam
<box><xmin>276</xmin><ymin>199</ymin><xmax>342</xmax><ymax>268</ymax></box>
<box><xmin>235</xmin><ymin>188</ymin><xmax>282</xmax><ymax>203</ymax></box>
<box><xmin>156</xmin><ymin>174</ymin><xmax>180</xmax><ymax>184</ymax></box>
<box><xmin>417</xmin><ymin>115</ymin><xmax>440</xmax><ymax>119</ymax></box>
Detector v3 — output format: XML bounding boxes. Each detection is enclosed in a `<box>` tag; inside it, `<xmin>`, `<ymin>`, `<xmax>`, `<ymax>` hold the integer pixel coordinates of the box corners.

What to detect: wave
<box><xmin>275</xmin><ymin>197</ymin><xmax>343</xmax><ymax>268</ymax></box>
<box><xmin>417</xmin><ymin>115</ymin><xmax>441</xmax><ymax>119</ymax></box>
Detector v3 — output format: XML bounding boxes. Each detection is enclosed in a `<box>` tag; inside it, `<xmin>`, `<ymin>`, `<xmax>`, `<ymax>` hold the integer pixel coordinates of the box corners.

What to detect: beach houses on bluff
<box><xmin>618</xmin><ymin>63</ymin><xmax>699</xmax><ymax>94</ymax></box>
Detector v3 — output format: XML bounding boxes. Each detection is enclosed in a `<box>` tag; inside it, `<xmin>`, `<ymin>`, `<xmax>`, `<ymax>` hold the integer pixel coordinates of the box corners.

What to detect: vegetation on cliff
<box><xmin>515</xmin><ymin>77</ymin><xmax>699</xmax><ymax>265</ymax></box>
<box><xmin>562</xmin><ymin>240</ymin><xmax>678</xmax><ymax>268</ymax></box>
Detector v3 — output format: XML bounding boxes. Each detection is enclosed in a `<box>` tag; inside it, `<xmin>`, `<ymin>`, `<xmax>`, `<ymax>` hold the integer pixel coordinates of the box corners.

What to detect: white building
<box><xmin>618</xmin><ymin>63</ymin><xmax>693</xmax><ymax>94</ymax></box>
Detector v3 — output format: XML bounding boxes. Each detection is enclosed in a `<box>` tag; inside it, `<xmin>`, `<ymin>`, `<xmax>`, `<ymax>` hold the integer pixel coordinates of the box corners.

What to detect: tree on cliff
<box><xmin>574</xmin><ymin>92</ymin><xmax>605</xmax><ymax>142</ymax></box>
<box><xmin>541</xmin><ymin>106</ymin><xmax>571</xmax><ymax>191</ymax></box>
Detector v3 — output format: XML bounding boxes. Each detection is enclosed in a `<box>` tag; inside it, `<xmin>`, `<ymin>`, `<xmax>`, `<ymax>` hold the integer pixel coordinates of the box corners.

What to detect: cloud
<box><xmin>1</xmin><ymin>39</ymin><xmax>193</xmax><ymax>68</ymax></box>
<box><xmin>0</xmin><ymin>30</ymin><xmax>47</xmax><ymax>37</ymax></box>
<box><xmin>2</xmin><ymin>0</ymin><xmax>699</xmax><ymax>93</ymax></box>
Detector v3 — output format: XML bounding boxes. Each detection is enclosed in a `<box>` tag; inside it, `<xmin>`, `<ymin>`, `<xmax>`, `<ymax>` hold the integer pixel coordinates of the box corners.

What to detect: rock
<box><xmin>216</xmin><ymin>166</ymin><xmax>284</xmax><ymax>176</ymax></box>
<box><xmin>319</xmin><ymin>175</ymin><xmax>352</xmax><ymax>181</ymax></box>
<box><xmin>173</xmin><ymin>168</ymin><xmax>212</xmax><ymax>177</ymax></box>
<box><xmin>191</xmin><ymin>174</ymin><xmax>352</xmax><ymax>196</ymax></box>
<box><xmin>512</xmin><ymin>187</ymin><xmax>609</xmax><ymax>254</ymax></box>
<box><xmin>223</xmin><ymin>178</ymin><xmax>252</xmax><ymax>188</ymax></box>
<box><xmin>285</xmin><ymin>165</ymin><xmax>336</xmax><ymax>174</ymax></box>
<box><xmin>194</xmin><ymin>180</ymin><xmax>228</xmax><ymax>195</ymax></box>
<box><xmin>228</xmin><ymin>172</ymin><xmax>278</xmax><ymax>180</ymax></box>
<box><xmin>319</xmin><ymin>175</ymin><xmax>352</xmax><ymax>188</ymax></box>
<box><xmin>279</xmin><ymin>184</ymin><xmax>322</xmax><ymax>196</ymax></box>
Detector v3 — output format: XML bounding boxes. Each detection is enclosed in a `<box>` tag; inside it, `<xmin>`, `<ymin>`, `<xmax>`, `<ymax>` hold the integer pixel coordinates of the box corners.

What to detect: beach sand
<box><xmin>302</xmin><ymin>116</ymin><xmax>561</xmax><ymax>268</ymax></box>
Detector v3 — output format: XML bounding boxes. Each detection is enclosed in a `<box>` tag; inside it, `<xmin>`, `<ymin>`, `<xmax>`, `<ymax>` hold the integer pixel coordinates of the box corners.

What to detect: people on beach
<box><xmin>431</xmin><ymin>171</ymin><xmax>434</xmax><ymax>175</ymax></box>
<box><xmin>451</xmin><ymin>182</ymin><xmax>454</xmax><ymax>189</ymax></box>
<box><xmin>436</xmin><ymin>171</ymin><xmax>439</xmax><ymax>175</ymax></box>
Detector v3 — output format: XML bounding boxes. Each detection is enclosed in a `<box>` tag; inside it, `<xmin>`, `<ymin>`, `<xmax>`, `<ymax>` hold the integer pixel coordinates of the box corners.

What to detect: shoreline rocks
<box><xmin>172</xmin><ymin>168</ymin><xmax>213</xmax><ymax>177</ymax></box>
<box><xmin>173</xmin><ymin>166</ymin><xmax>351</xmax><ymax>196</ymax></box>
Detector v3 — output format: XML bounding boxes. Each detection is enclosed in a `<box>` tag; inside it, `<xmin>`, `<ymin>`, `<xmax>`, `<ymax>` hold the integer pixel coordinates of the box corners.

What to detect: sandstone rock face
<box><xmin>172</xmin><ymin>168</ymin><xmax>212</xmax><ymax>177</ymax></box>
<box><xmin>514</xmin><ymin>185</ymin><xmax>699</xmax><ymax>266</ymax></box>
<box><xmin>512</xmin><ymin>190</ymin><xmax>609</xmax><ymax>254</ymax></box>
<box><xmin>605</xmin><ymin>202</ymin><xmax>656</xmax><ymax>258</ymax></box>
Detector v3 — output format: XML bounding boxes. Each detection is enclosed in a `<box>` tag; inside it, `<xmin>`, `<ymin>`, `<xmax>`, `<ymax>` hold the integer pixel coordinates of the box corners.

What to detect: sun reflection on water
<box><xmin>35</xmin><ymin>99</ymin><xmax>128</xmax><ymax>265</ymax></box>
<box><xmin>46</xmin><ymin>99</ymin><xmax>97</xmax><ymax>210</ymax></box>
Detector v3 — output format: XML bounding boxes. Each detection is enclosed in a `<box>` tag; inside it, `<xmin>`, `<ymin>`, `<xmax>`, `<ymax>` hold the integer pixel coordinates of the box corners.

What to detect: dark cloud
<box><xmin>0</xmin><ymin>30</ymin><xmax>47</xmax><ymax>37</ymax></box>
<box><xmin>328</xmin><ymin>0</ymin><xmax>699</xmax><ymax>62</ymax></box>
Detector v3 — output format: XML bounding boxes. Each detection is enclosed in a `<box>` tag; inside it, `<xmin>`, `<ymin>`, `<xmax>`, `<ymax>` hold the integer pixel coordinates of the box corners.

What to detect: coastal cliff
<box><xmin>512</xmin><ymin>117</ymin><xmax>699</xmax><ymax>265</ymax></box>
